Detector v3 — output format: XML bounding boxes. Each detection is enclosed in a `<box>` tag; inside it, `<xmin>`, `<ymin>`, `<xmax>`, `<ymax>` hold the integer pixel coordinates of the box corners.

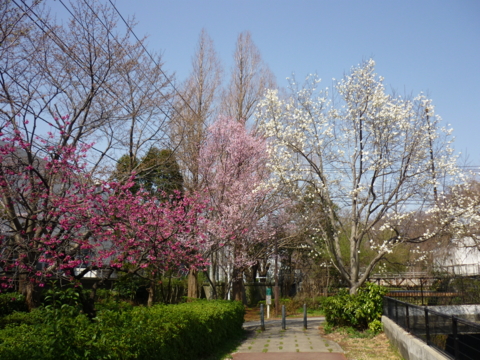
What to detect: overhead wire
<box><xmin>105</xmin><ymin>0</ymin><xmax>200</xmax><ymax>120</ymax></box>
<box><xmin>8</xmin><ymin>1</ymin><xmax>480</xmax><ymax>185</ymax></box>
<box><xmin>11</xmin><ymin>0</ymin><xmax>175</xmax><ymax>167</ymax></box>
<box><xmin>63</xmin><ymin>0</ymin><xmax>181</xmax><ymax>152</ymax></box>
<box><xmin>9</xmin><ymin>0</ymin><xmax>123</xmax><ymax>165</ymax></box>
<box><xmin>57</xmin><ymin>0</ymin><xmax>177</xmax><ymax>127</ymax></box>
<box><xmin>13</xmin><ymin>0</ymin><xmax>195</xmax><ymax>167</ymax></box>
<box><xmin>73</xmin><ymin>0</ymin><xmax>198</xmax><ymax>157</ymax></box>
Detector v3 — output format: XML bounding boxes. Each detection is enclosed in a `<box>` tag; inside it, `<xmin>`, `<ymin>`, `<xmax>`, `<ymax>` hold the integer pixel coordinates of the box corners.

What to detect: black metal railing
<box><xmin>386</xmin><ymin>290</ymin><xmax>476</xmax><ymax>306</ymax></box>
<box><xmin>384</xmin><ymin>297</ymin><xmax>480</xmax><ymax>360</ymax></box>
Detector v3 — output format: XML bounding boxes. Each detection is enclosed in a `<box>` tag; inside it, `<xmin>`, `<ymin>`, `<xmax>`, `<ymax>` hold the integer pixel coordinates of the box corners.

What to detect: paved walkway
<box><xmin>232</xmin><ymin>317</ymin><xmax>347</xmax><ymax>360</ymax></box>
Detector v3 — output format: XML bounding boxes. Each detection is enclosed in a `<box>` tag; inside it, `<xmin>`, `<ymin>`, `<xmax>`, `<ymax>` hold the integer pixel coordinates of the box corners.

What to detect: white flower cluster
<box><xmin>255</xmin><ymin>59</ymin><xmax>477</xmax><ymax>286</ymax></box>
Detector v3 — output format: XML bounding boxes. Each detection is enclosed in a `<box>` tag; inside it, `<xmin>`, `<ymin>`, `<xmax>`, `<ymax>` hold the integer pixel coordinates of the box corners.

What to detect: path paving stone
<box><xmin>232</xmin><ymin>318</ymin><xmax>347</xmax><ymax>360</ymax></box>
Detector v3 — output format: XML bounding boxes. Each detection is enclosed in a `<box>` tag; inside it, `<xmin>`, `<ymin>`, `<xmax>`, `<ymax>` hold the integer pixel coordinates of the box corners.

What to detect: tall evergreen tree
<box><xmin>139</xmin><ymin>147</ymin><xmax>184</xmax><ymax>195</ymax></box>
<box><xmin>112</xmin><ymin>148</ymin><xmax>183</xmax><ymax>196</ymax></box>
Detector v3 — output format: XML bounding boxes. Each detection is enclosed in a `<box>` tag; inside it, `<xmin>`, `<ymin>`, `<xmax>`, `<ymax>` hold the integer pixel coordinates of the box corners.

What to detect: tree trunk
<box><xmin>245</xmin><ymin>262</ymin><xmax>258</xmax><ymax>283</ymax></box>
<box><xmin>147</xmin><ymin>280</ymin><xmax>155</xmax><ymax>307</ymax></box>
<box><xmin>83</xmin><ymin>270</ymin><xmax>113</xmax><ymax>318</ymax></box>
<box><xmin>325</xmin><ymin>265</ymin><xmax>330</xmax><ymax>296</ymax></box>
<box><xmin>274</xmin><ymin>238</ymin><xmax>280</xmax><ymax>315</ymax></box>
<box><xmin>165</xmin><ymin>272</ymin><xmax>173</xmax><ymax>303</ymax></box>
<box><xmin>231</xmin><ymin>265</ymin><xmax>246</xmax><ymax>303</ymax></box>
<box><xmin>83</xmin><ymin>281</ymin><xmax>98</xmax><ymax>319</ymax></box>
<box><xmin>349</xmin><ymin>284</ymin><xmax>360</xmax><ymax>295</ymax></box>
<box><xmin>187</xmin><ymin>268</ymin><xmax>198</xmax><ymax>299</ymax></box>
<box><xmin>19</xmin><ymin>276</ymin><xmax>37</xmax><ymax>311</ymax></box>
<box><xmin>208</xmin><ymin>255</ymin><xmax>218</xmax><ymax>299</ymax></box>
<box><xmin>259</xmin><ymin>261</ymin><xmax>270</xmax><ymax>283</ymax></box>
<box><xmin>232</xmin><ymin>276</ymin><xmax>244</xmax><ymax>302</ymax></box>
<box><xmin>204</xmin><ymin>269</ymin><xmax>217</xmax><ymax>300</ymax></box>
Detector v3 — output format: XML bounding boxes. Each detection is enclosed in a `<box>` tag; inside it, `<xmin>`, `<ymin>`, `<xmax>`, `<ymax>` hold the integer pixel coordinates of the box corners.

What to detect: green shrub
<box><xmin>0</xmin><ymin>308</ymin><xmax>44</xmax><ymax>329</ymax></box>
<box><xmin>368</xmin><ymin>319</ymin><xmax>383</xmax><ymax>333</ymax></box>
<box><xmin>322</xmin><ymin>282</ymin><xmax>387</xmax><ymax>331</ymax></box>
<box><xmin>0</xmin><ymin>293</ymin><xmax>27</xmax><ymax>317</ymax></box>
<box><xmin>301</xmin><ymin>296</ymin><xmax>324</xmax><ymax>309</ymax></box>
<box><xmin>0</xmin><ymin>300</ymin><xmax>245</xmax><ymax>360</ymax></box>
<box><xmin>291</xmin><ymin>296</ymin><xmax>325</xmax><ymax>314</ymax></box>
<box><xmin>43</xmin><ymin>285</ymin><xmax>83</xmax><ymax>314</ymax></box>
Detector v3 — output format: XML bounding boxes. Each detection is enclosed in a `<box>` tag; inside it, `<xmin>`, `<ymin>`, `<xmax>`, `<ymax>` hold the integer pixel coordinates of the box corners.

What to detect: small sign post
<box><xmin>266</xmin><ymin>288</ymin><xmax>272</xmax><ymax>319</ymax></box>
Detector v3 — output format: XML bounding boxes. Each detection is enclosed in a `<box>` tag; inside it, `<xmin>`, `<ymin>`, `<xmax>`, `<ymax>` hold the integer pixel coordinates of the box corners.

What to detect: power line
<box><xmin>15</xmin><ymin>0</ymin><xmax>196</xmax><ymax>166</ymax></box>
<box><xmin>1</xmin><ymin>70</ymin><xmax>122</xmax><ymax>165</ymax></box>
<box><xmin>105</xmin><ymin>0</ymin><xmax>200</xmax><ymax>121</ymax></box>
<box><xmin>63</xmin><ymin>0</ymin><xmax>181</xmax><ymax>151</ymax></box>
<box><xmin>10</xmin><ymin>0</ymin><xmax>167</xmax><ymax>166</ymax></box>
<box><xmin>72</xmin><ymin>0</ymin><xmax>202</xmax><ymax>157</ymax></box>
<box><xmin>57</xmin><ymin>0</ymin><xmax>177</xmax><ymax>129</ymax></box>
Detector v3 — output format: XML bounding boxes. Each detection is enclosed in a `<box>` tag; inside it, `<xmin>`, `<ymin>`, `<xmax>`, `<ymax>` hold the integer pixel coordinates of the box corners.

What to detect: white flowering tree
<box><xmin>256</xmin><ymin>60</ymin><xmax>473</xmax><ymax>294</ymax></box>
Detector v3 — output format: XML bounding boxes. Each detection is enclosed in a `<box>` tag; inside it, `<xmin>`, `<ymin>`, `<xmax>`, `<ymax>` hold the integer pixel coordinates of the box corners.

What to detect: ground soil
<box><xmin>320</xmin><ymin>327</ymin><xmax>404</xmax><ymax>360</ymax></box>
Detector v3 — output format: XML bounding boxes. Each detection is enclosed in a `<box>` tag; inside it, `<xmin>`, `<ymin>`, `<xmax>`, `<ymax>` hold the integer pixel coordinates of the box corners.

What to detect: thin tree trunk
<box><xmin>147</xmin><ymin>280</ymin><xmax>155</xmax><ymax>307</ymax></box>
<box><xmin>274</xmin><ymin>238</ymin><xmax>280</xmax><ymax>315</ymax></box>
<box><xmin>83</xmin><ymin>281</ymin><xmax>99</xmax><ymax>319</ymax></box>
<box><xmin>166</xmin><ymin>272</ymin><xmax>172</xmax><ymax>303</ymax></box>
<box><xmin>232</xmin><ymin>268</ymin><xmax>244</xmax><ymax>302</ymax></box>
<box><xmin>19</xmin><ymin>275</ymin><xmax>37</xmax><ymax>311</ymax></box>
<box><xmin>203</xmin><ymin>270</ymin><xmax>218</xmax><ymax>299</ymax></box>
<box><xmin>187</xmin><ymin>268</ymin><xmax>198</xmax><ymax>299</ymax></box>
<box><xmin>84</xmin><ymin>269</ymin><xmax>112</xmax><ymax>318</ymax></box>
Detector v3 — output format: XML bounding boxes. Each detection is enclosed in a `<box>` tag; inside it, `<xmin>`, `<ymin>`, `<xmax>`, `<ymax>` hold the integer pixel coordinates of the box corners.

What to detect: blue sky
<box><xmin>51</xmin><ymin>0</ymin><xmax>480</xmax><ymax>166</ymax></box>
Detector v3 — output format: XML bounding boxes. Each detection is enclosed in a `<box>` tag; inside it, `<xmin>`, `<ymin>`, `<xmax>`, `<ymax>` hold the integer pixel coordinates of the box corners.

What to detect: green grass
<box><xmin>295</xmin><ymin>307</ymin><xmax>325</xmax><ymax>316</ymax></box>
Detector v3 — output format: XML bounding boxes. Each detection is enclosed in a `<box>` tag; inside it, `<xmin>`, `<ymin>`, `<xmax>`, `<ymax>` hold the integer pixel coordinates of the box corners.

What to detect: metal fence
<box><xmin>387</xmin><ymin>291</ymin><xmax>470</xmax><ymax>306</ymax></box>
<box><xmin>384</xmin><ymin>297</ymin><xmax>480</xmax><ymax>360</ymax></box>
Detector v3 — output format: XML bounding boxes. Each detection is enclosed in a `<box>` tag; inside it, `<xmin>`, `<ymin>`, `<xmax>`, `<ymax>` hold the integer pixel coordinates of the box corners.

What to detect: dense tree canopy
<box><xmin>0</xmin><ymin>121</ymin><xmax>205</xmax><ymax>309</ymax></box>
<box><xmin>256</xmin><ymin>60</ymin><xmax>477</xmax><ymax>293</ymax></box>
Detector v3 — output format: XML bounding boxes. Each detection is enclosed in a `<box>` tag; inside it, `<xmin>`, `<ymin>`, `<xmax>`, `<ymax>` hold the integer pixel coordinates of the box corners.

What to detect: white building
<box><xmin>434</xmin><ymin>238</ymin><xmax>480</xmax><ymax>276</ymax></box>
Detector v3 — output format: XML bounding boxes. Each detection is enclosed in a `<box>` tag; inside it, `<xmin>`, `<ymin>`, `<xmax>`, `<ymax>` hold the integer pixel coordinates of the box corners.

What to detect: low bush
<box><xmin>93</xmin><ymin>288</ymin><xmax>134</xmax><ymax>312</ymax></box>
<box><xmin>292</xmin><ymin>296</ymin><xmax>324</xmax><ymax>312</ymax></box>
<box><xmin>0</xmin><ymin>293</ymin><xmax>27</xmax><ymax>317</ymax></box>
<box><xmin>322</xmin><ymin>282</ymin><xmax>387</xmax><ymax>331</ymax></box>
<box><xmin>0</xmin><ymin>308</ymin><xmax>44</xmax><ymax>329</ymax></box>
<box><xmin>0</xmin><ymin>299</ymin><xmax>245</xmax><ymax>360</ymax></box>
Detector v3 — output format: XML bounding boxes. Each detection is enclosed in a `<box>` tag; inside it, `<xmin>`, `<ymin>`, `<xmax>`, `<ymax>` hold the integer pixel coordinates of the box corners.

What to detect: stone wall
<box><xmin>382</xmin><ymin>316</ymin><xmax>449</xmax><ymax>360</ymax></box>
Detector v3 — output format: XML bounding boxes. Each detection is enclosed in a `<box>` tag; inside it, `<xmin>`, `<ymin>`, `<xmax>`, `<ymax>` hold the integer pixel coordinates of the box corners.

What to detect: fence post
<box><xmin>282</xmin><ymin>305</ymin><xmax>286</xmax><ymax>330</ymax></box>
<box><xmin>452</xmin><ymin>316</ymin><xmax>459</xmax><ymax>360</ymax></box>
<box><xmin>386</xmin><ymin>297</ymin><xmax>392</xmax><ymax>318</ymax></box>
<box><xmin>395</xmin><ymin>299</ymin><xmax>398</xmax><ymax>323</ymax></box>
<box><xmin>406</xmin><ymin>304</ymin><xmax>410</xmax><ymax>332</ymax></box>
<box><xmin>421</xmin><ymin>279</ymin><xmax>424</xmax><ymax>306</ymax></box>
<box><xmin>303</xmin><ymin>303</ymin><xmax>307</xmax><ymax>329</ymax></box>
<box><xmin>424</xmin><ymin>307</ymin><xmax>430</xmax><ymax>345</ymax></box>
<box><xmin>260</xmin><ymin>304</ymin><xmax>265</xmax><ymax>331</ymax></box>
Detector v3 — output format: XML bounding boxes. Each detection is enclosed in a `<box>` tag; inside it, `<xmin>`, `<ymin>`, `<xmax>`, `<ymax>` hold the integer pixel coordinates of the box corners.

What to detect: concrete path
<box><xmin>232</xmin><ymin>317</ymin><xmax>347</xmax><ymax>360</ymax></box>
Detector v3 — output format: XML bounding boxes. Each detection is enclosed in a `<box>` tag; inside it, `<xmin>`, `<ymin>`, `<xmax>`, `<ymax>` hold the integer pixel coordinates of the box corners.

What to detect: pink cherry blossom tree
<box><xmin>0</xmin><ymin>119</ymin><xmax>207</xmax><ymax>310</ymax></box>
<box><xmin>84</xmin><ymin>185</ymin><xmax>208</xmax><ymax>306</ymax></box>
<box><xmin>198</xmin><ymin>116</ymin><xmax>285</xmax><ymax>301</ymax></box>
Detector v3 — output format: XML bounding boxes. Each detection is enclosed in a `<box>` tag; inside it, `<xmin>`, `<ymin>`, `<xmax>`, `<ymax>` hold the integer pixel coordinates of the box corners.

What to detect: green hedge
<box><xmin>0</xmin><ymin>300</ymin><xmax>245</xmax><ymax>360</ymax></box>
<box><xmin>0</xmin><ymin>293</ymin><xmax>28</xmax><ymax>317</ymax></box>
<box><xmin>321</xmin><ymin>282</ymin><xmax>387</xmax><ymax>331</ymax></box>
